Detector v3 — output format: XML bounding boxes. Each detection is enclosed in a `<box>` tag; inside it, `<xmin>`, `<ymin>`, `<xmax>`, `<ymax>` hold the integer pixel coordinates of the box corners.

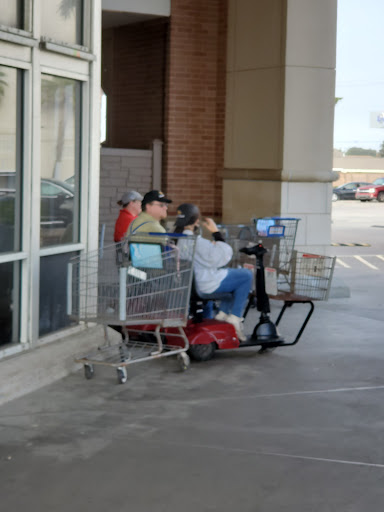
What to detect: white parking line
<box><xmin>354</xmin><ymin>255</ymin><xmax>379</xmax><ymax>270</ymax></box>
<box><xmin>154</xmin><ymin>439</ymin><xmax>384</xmax><ymax>470</ymax></box>
<box><xmin>376</xmin><ymin>255</ymin><xmax>384</xmax><ymax>262</ymax></box>
<box><xmin>336</xmin><ymin>258</ymin><xmax>351</xmax><ymax>268</ymax></box>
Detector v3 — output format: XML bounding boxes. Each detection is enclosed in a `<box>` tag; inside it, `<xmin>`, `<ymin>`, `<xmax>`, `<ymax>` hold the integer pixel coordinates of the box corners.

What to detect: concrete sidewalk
<box><xmin>1</xmin><ymin>272</ymin><xmax>383</xmax><ymax>511</ymax></box>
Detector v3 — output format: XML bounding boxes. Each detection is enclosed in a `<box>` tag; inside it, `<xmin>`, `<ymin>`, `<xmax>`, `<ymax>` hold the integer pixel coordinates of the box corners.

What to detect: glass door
<box><xmin>0</xmin><ymin>66</ymin><xmax>23</xmax><ymax>346</ymax></box>
<box><xmin>39</xmin><ymin>74</ymin><xmax>82</xmax><ymax>336</ymax></box>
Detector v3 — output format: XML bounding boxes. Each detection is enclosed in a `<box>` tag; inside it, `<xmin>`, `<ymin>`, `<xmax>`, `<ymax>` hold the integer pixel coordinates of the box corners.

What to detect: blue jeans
<box><xmin>213</xmin><ymin>268</ymin><xmax>253</xmax><ymax>318</ymax></box>
<box><xmin>202</xmin><ymin>300</ymin><xmax>214</xmax><ymax>319</ymax></box>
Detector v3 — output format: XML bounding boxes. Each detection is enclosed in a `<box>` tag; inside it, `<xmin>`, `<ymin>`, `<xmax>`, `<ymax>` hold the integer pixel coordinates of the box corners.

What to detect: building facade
<box><xmin>0</xmin><ymin>0</ymin><xmax>338</xmax><ymax>403</ymax></box>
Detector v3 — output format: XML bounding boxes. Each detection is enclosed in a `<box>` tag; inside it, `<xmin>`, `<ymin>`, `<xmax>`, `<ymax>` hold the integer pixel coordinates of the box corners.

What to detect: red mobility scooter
<box><xmin>120</xmin><ymin>235</ymin><xmax>335</xmax><ymax>363</ymax></box>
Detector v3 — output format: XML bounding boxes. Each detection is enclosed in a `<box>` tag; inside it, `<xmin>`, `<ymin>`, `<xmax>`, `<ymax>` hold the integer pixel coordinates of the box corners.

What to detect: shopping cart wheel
<box><xmin>177</xmin><ymin>352</ymin><xmax>190</xmax><ymax>371</ymax></box>
<box><xmin>116</xmin><ymin>367</ymin><xmax>128</xmax><ymax>384</ymax></box>
<box><xmin>84</xmin><ymin>363</ymin><xmax>94</xmax><ymax>380</ymax></box>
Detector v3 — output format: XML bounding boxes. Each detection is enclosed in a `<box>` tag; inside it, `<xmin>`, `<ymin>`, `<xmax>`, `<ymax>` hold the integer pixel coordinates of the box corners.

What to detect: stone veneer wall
<box><xmin>99</xmin><ymin>147</ymin><xmax>153</xmax><ymax>245</ymax></box>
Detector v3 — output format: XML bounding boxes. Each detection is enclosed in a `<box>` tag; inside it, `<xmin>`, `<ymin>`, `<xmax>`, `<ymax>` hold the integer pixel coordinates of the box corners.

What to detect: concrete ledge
<box><xmin>101</xmin><ymin>147</ymin><xmax>152</xmax><ymax>158</ymax></box>
<box><xmin>0</xmin><ymin>326</ymin><xmax>107</xmax><ymax>406</ymax></box>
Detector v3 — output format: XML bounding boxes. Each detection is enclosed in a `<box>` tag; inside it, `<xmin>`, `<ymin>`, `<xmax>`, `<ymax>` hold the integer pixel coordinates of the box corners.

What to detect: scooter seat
<box><xmin>196</xmin><ymin>291</ymin><xmax>233</xmax><ymax>301</ymax></box>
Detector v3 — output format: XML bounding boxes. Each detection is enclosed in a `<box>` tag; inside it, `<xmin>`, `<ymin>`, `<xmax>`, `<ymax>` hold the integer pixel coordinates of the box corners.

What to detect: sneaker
<box><xmin>225</xmin><ymin>314</ymin><xmax>247</xmax><ymax>342</ymax></box>
<box><xmin>215</xmin><ymin>311</ymin><xmax>228</xmax><ymax>322</ymax></box>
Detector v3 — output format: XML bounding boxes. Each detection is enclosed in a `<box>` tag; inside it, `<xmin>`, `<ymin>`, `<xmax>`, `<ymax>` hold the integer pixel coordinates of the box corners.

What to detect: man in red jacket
<box><xmin>114</xmin><ymin>190</ymin><xmax>143</xmax><ymax>242</ymax></box>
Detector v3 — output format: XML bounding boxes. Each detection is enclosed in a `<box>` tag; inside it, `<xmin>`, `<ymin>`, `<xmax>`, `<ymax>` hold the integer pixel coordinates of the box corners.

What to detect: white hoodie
<box><xmin>179</xmin><ymin>229</ymin><xmax>233</xmax><ymax>294</ymax></box>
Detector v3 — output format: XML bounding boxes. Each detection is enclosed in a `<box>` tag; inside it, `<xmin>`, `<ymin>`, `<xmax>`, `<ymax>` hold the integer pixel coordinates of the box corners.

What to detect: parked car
<box><xmin>64</xmin><ymin>175</ymin><xmax>75</xmax><ymax>188</ymax></box>
<box><xmin>0</xmin><ymin>172</ymin><xmax>74</xmax><ymax>228</ymax></box>
<box><xmin>332</xmin><ymin>181</ymin><xmax>373</xmax><ymax>201</ymax></box>
<box><xmin>40</xmin><ymin>178</ymin><xmax>74</xmax><ymax>227</ymax></box>
<box><xmin>355</xmin><ymin>178</ymin><xmax>384</xmax><ymax>202</ymax></box>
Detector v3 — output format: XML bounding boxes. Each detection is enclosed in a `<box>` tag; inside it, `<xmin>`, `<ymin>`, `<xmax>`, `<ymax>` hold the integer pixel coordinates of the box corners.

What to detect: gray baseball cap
<box><xmin>117</xmin><ymin>190</ymin><xmax>143</xmax><ymax>206</ymax></box>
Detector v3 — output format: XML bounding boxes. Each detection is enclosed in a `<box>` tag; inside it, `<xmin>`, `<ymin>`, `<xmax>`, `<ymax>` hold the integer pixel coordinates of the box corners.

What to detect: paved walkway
<box><xmin>1</xmin><ymin>280</ymin><xmax>383</xmax><ymax>511</ymax></box>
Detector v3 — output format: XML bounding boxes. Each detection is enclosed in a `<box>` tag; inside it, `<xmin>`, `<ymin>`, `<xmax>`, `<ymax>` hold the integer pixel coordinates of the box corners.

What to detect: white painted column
<box><xmin>281</xmin><ymin>0</ymin><xmax>338</xmax><ymax>252</ymax></box>
<box><xmin>87</xmin><ymin>0</ymin><xmax>102</xmax><ymax>254</ymax></box>
<box><xmin>223</xmin><ymin>0</ymin><xmax>338</xmax><ymax>253</ymax></box>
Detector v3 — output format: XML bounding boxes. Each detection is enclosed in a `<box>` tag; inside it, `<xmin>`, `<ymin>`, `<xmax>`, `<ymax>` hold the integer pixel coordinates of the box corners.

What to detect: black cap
<box><xmin>174</xmin><ymin>203</ymin><xmax>200</xmax><ymax>228</ymax></box>
<box><xmin>142</xmin><ymin>190</ymin><xmax>172</xmax><ymax>207</ymax></box>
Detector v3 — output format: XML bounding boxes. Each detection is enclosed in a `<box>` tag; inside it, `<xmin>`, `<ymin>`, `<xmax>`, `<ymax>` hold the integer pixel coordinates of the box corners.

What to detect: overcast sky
<box><xmin>334</xmin><ymin>0</ymin><xmax>384</xmax><ymax>151</ymax></box>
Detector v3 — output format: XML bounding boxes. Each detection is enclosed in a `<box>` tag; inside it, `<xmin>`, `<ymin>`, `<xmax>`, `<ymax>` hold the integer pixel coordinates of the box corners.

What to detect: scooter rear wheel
<box><xmin>188</xmin><ymin>342</ymin><xmax>216</xmax><ymax>362</ymax></box>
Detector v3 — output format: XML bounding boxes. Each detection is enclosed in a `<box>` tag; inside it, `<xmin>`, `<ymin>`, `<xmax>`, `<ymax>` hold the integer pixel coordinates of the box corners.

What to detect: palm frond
<box><xmin>58</xmin><ymin>0</ymin><xmax>78</xmax><ymax>19</ymax></box>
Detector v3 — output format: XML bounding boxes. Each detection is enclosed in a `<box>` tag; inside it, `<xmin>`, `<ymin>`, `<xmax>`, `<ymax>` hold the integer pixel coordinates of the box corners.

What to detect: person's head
<box><xmin>141</xmin><ymin>190</ymin><xmax>172</xmax><ymax>221</ymax></box>
<box><xmin>174</xmin><ymin>203</ymin><xmax>200</xmax><ymax>233</ymax></box>
<box><xmin>117</xmin><ymin>190</ymin><xmax>143</xmax><ymax>216</ymax></box>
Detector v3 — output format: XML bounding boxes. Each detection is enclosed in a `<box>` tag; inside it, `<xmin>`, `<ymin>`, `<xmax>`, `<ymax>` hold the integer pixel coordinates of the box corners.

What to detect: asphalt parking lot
<box><xmin>1</xmin><ymin>202</ymin><xmax>384</xmax><ymax>511</ymax></box>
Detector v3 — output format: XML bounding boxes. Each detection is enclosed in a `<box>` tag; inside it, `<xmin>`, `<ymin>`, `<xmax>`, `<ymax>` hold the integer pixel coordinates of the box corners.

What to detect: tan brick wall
<box><xmin>164</xmin><ymin>0</ymin><xmax>227</xmax><ymax>217</ymax></box>
<box><xmin>333</xmin><ymin>156</ymin><xmax>384</xmax><ymax>187</ymax></box>
<box><xmin>333</xmin><ymin>171</ymin><xmax>384</xmax><ymax>188</ymax></box>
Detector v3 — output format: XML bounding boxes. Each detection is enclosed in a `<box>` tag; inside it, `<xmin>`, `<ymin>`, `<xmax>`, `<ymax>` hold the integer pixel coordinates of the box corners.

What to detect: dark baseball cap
<box><xmin>174</xmin><ymin>203</ymin><xmax>200</xmax><ymax>228</ymax></box>
<box><xmin>142</xmin><ymin>190</ymin><xmax>172</xmax><ymax>207</ymax></box>
<box><xmin>117</xmin><ymin>190</ymin><xmax>143</xmax><ymax>206</ymax></box>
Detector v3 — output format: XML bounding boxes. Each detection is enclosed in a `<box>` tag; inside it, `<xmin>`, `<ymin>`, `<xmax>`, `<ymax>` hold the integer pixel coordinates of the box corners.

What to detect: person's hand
<box><xmin>202</xmin><ymin>217</ymin><xmax>219</xmax><ymax>233</ymax></box>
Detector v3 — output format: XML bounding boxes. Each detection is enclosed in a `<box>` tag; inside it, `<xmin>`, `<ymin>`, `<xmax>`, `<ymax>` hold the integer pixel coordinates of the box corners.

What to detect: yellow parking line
<box><xmin>331</xmin><ymin>243</ymin><xmax>371</xmax><ymax>247</ymax></box>
<box><xmin>336</xmin><ymin>258</ymin><xmax>351</xmax><ymax>268</ymax></box>
<box><xmin>354</xmin><ymin>255</ymin><xmax>379</xmax><ymax>270</ymax></box>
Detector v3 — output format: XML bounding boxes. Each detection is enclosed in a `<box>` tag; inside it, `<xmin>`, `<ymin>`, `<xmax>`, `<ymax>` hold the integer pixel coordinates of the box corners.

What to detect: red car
<box><xmin>356</xmin><ymin>178</ymin><xmax>384</xmax><ymax>202</ymax></box>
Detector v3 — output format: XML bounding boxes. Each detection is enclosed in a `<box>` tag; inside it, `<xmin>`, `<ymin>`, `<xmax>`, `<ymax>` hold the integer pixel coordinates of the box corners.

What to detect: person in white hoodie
<box><xmin>174</xmin><ymin>203</ymin><xmax>252</xmax><ymax>341</ymax></box>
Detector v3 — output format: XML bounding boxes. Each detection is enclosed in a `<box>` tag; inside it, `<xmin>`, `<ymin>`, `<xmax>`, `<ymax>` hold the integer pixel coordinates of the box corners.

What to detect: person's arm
<box><xmin>212</xmin><ymin>231</ymin><xmax>225</xmax><ymax>242</ymax></box>
<box><xmin>201</xmin><ymin>217</ymin><xmax>225</xmax><ymax>242</ymax></box>
<box><xmin>114</xmin><ymin>212</ymin><xmax>128</xmax><ymax>242</ymax></box>
<box><xmin>195</xmin><ymin>218</ymin><xmax>233</xmax><ymax>267</ymax></box>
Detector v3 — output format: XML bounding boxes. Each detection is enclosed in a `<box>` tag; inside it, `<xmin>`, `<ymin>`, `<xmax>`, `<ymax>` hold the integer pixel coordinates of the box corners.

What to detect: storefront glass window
<box><xmin>40</xmin><ymin>75</ymin><xmax>81</xmax><ymax>248</ymax></box>
<box><xmin>0</xmin><ymin>262</ymin><xmax>20</xmax><ymax>346</ymax></box>
<box><xmin>41</xmin><ymin>0</ymin><xmax>83</xmax><ymax>46</ymax></box>
<box><xmin>0</xmin><ymin>1</ymin><xmax>24</xmax><ymax>29</ymax></box>
<box><xmin>0</xmin><ymin>66</ymin><xmax>22</xmax><ymax>254</ymax></box>
<box><xmin>0</xmin><ymin>1</ymin><xmax>31</xmax><ymax>32</ymax></box>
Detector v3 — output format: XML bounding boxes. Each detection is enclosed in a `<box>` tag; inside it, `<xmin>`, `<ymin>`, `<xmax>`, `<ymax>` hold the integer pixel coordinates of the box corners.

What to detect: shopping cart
<box><xmin>274</xmin><ymin>251</ymin><xmax>336</xmax><ymax>300</ymax></box>
<box><xmin>67</xmin><ymin>234</ymin><xmax>196</xmax><ymax>383</ymax></box>
<box><xmin>252</xmin><ymin>250</ymin><xmax>337</xmax><ymax>349</ymax></box>
<box><xmin>218</xmin><ymin>218</ymin><xmax>300</xmax><ymax>279</ymax></box>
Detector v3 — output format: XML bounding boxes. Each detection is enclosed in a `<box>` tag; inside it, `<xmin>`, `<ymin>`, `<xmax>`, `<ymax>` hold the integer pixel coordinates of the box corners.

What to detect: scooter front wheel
<box><xmin>188</xmin><ymin>342</ymin><xmax>216</xmax><ymax>362</ymax></box>
<box><xmin>259</xmin><ymin>344</ymin><xmax>277</xmax><ymax>354</ymax></box>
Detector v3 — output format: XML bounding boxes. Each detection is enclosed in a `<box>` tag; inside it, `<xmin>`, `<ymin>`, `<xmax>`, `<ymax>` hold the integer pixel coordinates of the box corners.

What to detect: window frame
<box><xmin>0</xmin><ymin>0</ymin><xmax>33</xmax><ymax>34</ymax></box>
<box><xmin>36</xmin><ymin>68</ymin><xmax>89</xmax><ymax>342</ymax></box>
<box><xmin>0</xmin><ymin>63</ymin><xmax>30</xmax><ymax>349</ymax></box>
<box><xmin>0</xmin><ymin>0</ymin><xmax>100</xmax><ymax>356</ymax></box>
<box><xmin>39</xmin><ymin>0</ymin><xmax>94</xmax><ymax>57</ymax></box>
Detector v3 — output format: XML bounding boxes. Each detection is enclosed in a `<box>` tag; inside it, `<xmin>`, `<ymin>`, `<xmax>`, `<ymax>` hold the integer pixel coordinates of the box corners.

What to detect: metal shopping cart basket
<box><xmin>217</xmin><ymin>221</ymin><xmax>335</xmax><ymax>348</ymax></box>
<box><xmin>218</xmin><ymin>217</ymin><xmax>300</xmax><ymax>280</ymax></box>
<box><xmin>259</xmin><ymin>251</ymin><xmax>336</xmax><ymax>348</ymax></box>
<box><xmin>67</xmin><ymin>234</ymin><xmax>196</xmax><ymax>383</ymax></box>
<box><xmin>274</xmin><ymin>251</ymin><xmax>336</xmax><ymax>301</ymax></box>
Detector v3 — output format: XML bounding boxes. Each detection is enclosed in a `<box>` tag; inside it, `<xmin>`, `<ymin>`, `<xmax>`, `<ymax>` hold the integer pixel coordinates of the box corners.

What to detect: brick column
<box><xmin>164</xmin><ymin>0</ymin><xmax>227</xmax><ymax>216</ymax></box>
